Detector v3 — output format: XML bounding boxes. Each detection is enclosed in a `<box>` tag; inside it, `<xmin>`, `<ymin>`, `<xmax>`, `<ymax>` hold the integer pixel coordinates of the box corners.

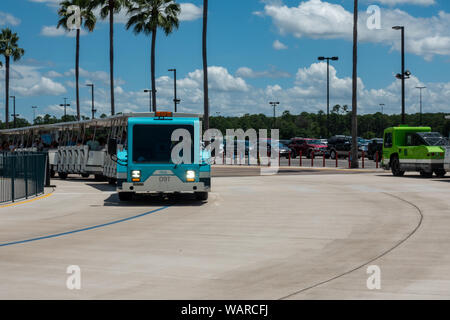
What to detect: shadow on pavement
<box><xmin>103</xmin><ymin>193</ymin><xmax>207</xmax><ymax>208</ymax></box>
<box><xmin>86</xmin><ymin>183</ymin><xmax>116</xmax><ymax>192</ymax></box>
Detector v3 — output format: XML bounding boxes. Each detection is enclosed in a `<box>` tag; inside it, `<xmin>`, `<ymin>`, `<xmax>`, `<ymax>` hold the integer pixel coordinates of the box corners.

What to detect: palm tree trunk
<box><xmin>151</xmin><ymin>28</ymin><xmax>157</xmax><ymax>112</ymax></box>
<box><xmin>351</xmin><ymin>0</ymin><xmax>359</xmax><ymax>168</ymax></box>
<box><xmin>5</xmin><ymin>55</ymin><xmax>9</xmax><ymax>129</ymax></box>
<box><xmin>109</xmin><ymin>1</ymin><xmax>115</xmax><ymax>116</ymax></box>
<box><xmin>76</xmin><ymin>28</ymin><xmax>81</xmax><ymax>121</ymax></box>
<box><xmin>202</xmin><ymin>0</ymin><xmax>209</xmax><ymax>131</ymax></box>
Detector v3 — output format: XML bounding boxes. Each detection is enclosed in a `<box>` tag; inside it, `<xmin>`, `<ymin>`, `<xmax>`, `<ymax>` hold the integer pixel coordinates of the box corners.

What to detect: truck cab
<box><xmin>382</xmin><ymin>125</ymin><xmax>447</xmax><ymax>178</ymax></box>
<box><xmin>110</xmin><ymin>112</ymin><xmax>211</xmax><ymax>201</ymax></box>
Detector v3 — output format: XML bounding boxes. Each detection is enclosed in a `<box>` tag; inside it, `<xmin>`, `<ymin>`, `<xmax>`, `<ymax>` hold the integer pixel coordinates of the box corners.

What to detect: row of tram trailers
<box><xmin>0</xmin><ymin>112</ymin><xmax>211</xmax><ymax>201</ymax></box>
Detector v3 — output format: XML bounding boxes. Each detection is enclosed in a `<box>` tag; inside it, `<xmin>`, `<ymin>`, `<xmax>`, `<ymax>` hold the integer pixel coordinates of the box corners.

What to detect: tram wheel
<box><xmin>58</xmin><ymin>172</ymin><xmax>68</xmax><ymax>180</ymax></box>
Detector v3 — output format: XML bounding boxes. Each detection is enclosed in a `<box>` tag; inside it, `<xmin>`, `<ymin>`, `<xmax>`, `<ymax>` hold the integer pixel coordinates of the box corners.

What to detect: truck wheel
<box><xmin>434</xmin><ymin>169</ymin><xmax>446</xmax><ymax>178</ymax></box>
<box><xmin>50</xmin><ymin>170</ymin><xmax>56</xmax><ymax>178</ymax></box>
<box><xmin>58</xmin><ymin>172</ymin><xmax>68</xmax><ymax>180</ymax></box>
<box><xmin>118</xmin><ymin>192</ymin><xmax>133</xmax><ymax>201</ymax></box>
<box><xmin>81</xmin><ymin>173</ymin><xmax>90</xmax><ymax>178</ymax></box>
<box><xmin>195</xmin><ymin>192</ymin><xmax>208</xmax><ymax>201</ymax></box>
<box><xmin>420</xmin><ymin>170</ymin><xmax>433</xmax><ymax>178</ymax></box>
<box><xmin>391</xmin><ymin>156</ymin><xmax>405</xmax><ymax>177</ymax></box>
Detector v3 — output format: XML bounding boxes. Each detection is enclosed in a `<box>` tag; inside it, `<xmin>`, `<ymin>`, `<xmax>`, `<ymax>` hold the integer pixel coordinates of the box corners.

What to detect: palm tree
<box><xmin>126</xmin><ymin>0</ymin><xmax>180</xmax><ymax>112</ymax></box>
<box><xmin>90</xmin><ymin>0</ymin><xmax>129</xmax><ymax>116</ymax></box>
<box><xmin>202</xmin><ymin>0</ymin><xmax>209</xmax><ymax>131</ymax></box>
<box><xmin>57</xmin><ymin>0</ymin><xmax>97</xmax><ymax>121</ymax></box>
<box><xmin>351</xmin><ymin>0</ymin><xmax>359</xmax><ymax>168</ymax></box>
<box><xmin>0</xmin><ymin>28</ymin><xmax>25</xmax><ymax>129</ymax></box>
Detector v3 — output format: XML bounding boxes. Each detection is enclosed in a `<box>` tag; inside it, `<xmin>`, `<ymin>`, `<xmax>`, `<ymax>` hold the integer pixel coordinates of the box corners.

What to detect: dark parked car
<box><xmin>289</xmin><ymin>138</ymin><xmax>328</xmax><ymax>159</ymax></box>
<box><xmin>327</xmin><ymin>135</ymin><xmax>364</xmax><ymax>159</ymax></box>
<box><xmin>367</xmin><ymin>138</ymin><xmax>383</xmax><ymax>160</ymax></box>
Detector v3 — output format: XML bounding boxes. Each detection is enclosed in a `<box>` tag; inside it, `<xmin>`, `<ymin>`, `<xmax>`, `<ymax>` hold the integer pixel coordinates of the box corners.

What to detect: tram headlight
<box><xmin>131</xmin><ymin>170</ymin><xmax>141</xmax><ymax>182</ymax></box>
<box><xmin>186</xmin><ymin>170</ymin><xmax>196</xmax><ymax>182</ymax></box>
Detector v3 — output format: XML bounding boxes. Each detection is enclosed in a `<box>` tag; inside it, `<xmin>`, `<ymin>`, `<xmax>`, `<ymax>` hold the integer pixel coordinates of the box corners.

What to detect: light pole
<box><xmin>86</xmin><ymin>84</ymin><xmax>96</xmax><ymax>119</ymax></box>
<box><xmin>32</xmin><ymin>106</ymin><xmax>37</xmax><ymax>124</ymax></box>
<box><xmin>318</xmin><ymin>56</ymin><xmax>339</xmax><ymax>137</ymax></box>
<box><xmin>269</xmin><ymin>101</ymin><xmax>280</xmax><ymax>128</ymax></box>
<box><xmin>10</xmin><ymin>96</ymin><xmax>18</xmax><ymax>128</ymax></box>
<box><xmin>379</xmin><ymin>103</ymin><xmax>385</xmax><ymax>114</ymax></box>
<box><xmin>60</xmin><ymin>98</ymin><xmax>70</xmax><ymax>119</ymax></box>
<box><xmin>144</xmin><ymin>89</ymin><xmax>156</xmax><ymax>112</ymax></box>
<box><xmin>168</xmin><ymin>69</ymin><xmax>180</xmax><ymax>112</ymax></box>
<box><xmin>393</xmin><ymin>26</ymin><xmax>411</xmax><ymax>124</ymax></box>
<box><xmin>416</xmin><ymin>86</ymin><xmax>426</xmax><ymax>125</ymax></box>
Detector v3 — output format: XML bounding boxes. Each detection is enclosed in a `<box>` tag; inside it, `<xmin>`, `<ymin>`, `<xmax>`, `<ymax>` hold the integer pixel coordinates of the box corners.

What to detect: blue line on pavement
<box><xmin>0</xmin><ymin>206</ymin><xmax>170</xmax><ymax>247</ymax></box>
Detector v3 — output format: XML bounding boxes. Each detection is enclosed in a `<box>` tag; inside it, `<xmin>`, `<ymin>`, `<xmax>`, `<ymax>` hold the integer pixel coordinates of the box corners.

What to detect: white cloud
<box><xmin>0</xmin><ymin>65</ymin><xmax>67</xmax><ymax>97</ymax></box>
<box><xmin>260</xmin><ymin>0</ymin><xmax>450</xmax><ymax>59</ymax></box>
<box><xmin>0</xmin><ymin>11</ymin><xmax>21</xmax><ymax>26</ymax></box>
<box><xmin>273</xmin><ymin>39</ymin><xmax>288</xmax><ymax>50</ymax></box>
<box><xmin>161</xmin><ymin>64</ymin><xmax>450</xmax><ymax>116</ymax></box>
<box><xmin>236</xmin><ymin>66</ymin><xmax>291</xmax><ymax>79</ymax></box>
<box><xmin>41</xmin><ymin>25</ymin><xmax>87</xmax><ymax>37</ymax></box>
<box><xmin>187</xmin><ymin>66</ymin><xmax>249</xmax><ymax>92</ymax></box>
<box><xmin>179</xmin><ymin>3</ymin><xmax>203</xmax><ymax>21</ymax></box>
<box><xmin>63</xmin><ymin>68</ymin><xmax>125</xmax><ymax>86</ymax></box>
<box><xmin>45</xmin><ymin>70</ymin><xmax>63</xmax><ymax>78</ymax></box>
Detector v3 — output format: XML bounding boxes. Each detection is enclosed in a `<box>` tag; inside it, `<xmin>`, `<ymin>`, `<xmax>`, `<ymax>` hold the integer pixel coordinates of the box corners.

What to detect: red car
<box><xmin>288</xmin><ymin>138</ymin><xmax>328</xmax><ymax>159</ymax></box>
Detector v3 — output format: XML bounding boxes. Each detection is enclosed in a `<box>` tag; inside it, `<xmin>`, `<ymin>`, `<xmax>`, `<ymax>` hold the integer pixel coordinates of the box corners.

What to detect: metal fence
<box><xmin>0</xmin><ymin>152</ymin><xmax>47</xmax><ymax>203</ymax></box>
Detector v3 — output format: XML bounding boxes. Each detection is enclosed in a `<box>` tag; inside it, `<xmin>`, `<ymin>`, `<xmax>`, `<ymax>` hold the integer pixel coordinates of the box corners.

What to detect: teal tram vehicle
<box><xmin>108</xmin><ymin>112</ymin><xmax>211</xmax><ymax>201</ymax></box>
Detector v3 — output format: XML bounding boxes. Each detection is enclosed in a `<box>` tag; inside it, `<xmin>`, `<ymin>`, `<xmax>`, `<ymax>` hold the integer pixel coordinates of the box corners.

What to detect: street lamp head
<box><xmin>395</xmin><ymin>73</ymin><xmax>403</xmax><ymax>80</ymax></box>
<box><xmin>318</xmin><ymin>56</ymin><xmax>325</xmax><ymax>61</ymax></box>
<box><xmin>168</xmin><ymin>69</ymin><xmax>176</xmax><ymax>72</ymax></box>
<box><xmin>404</xmin><ymin>70</ymin><xmax>411</xmax><ymax>77</ymax></box>
<box><xmin>331</xmin><ymin>57</ymin><xmax>339</xmax><ymax>61</ymax></box>
<box><xmin>392</xmin><ymin>26</ymin><xmax>403</xmax><ymax>30</ymax></box>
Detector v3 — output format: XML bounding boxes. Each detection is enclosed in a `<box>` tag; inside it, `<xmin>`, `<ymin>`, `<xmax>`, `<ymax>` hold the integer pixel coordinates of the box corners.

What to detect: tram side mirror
<box><xmin>108</xmin><ymin>138</ymin><xmax>117</xmax><ymax>155</ymax></box>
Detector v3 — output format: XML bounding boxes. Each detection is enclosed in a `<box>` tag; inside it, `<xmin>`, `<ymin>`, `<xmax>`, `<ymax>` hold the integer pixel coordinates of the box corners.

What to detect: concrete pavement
<box><xmin>0</xmin><ymin>172</ymin><xmax>449</xmax><ymax>299</ymax></box>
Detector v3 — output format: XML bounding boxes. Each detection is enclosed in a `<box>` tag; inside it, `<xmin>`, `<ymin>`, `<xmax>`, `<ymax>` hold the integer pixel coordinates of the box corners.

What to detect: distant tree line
<box><xmin>210</xmin><ymin>105</ymin><xmax>450</xmax><ymax>140</ymax></box>
<box><xmin>1</xmin><ymin>106</ymin><xmax>449</xmax><ymax>140</ymax></box>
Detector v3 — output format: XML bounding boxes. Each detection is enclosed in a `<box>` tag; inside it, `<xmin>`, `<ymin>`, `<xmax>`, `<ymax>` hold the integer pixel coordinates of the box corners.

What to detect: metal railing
<box><xmin>0</xmin><ymin>152</ymin><xmax>47</xmax><ymax>203</ymax></box>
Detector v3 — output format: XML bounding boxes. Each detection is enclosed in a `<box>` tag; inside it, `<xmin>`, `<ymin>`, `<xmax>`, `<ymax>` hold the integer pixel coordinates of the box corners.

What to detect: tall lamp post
<box><xmin>10</xmin><ymin>96</ymin><xmax>18</xmax><ymax>128</ymax></box>
<box><xmin>144</xmin><ymin>89</ymin><xmax>156</xmax><ymax>112</ymax></box>
<box><xmin>393</xmin><ymin>26</ymin><xmax>411</xmax><ymax>124</ymax></box>
<box><xmin>379</xmin><ymin>103</ymin><xmax>385</xmax><ymax>135</ymax></box>
<box><xmin>269</xmin><ymin>101</ymin><xmax>280</xmax><ymax>128</ymax></box>
<box><xmin>60</xmin><ymin>98</ymin><xmax>70</xmax><ymax>119</ymax></box>
<box><xmin>318</xmin><ymin>56</ymin><xmax>339</xmax><ymax>137</ymax></box>
<box><xmin>32</xmin><ymin>106</ymin><xmax>37</xmax><ymax>124</ymax></box>
<box><xmin>168</xmin><ymin>69</ymin><xmax>181</xmax><ymax>112</ymax></box>
<box><xmin>86</xmin><ymin>84</ymin><xmax>96</xmax><ymax>119</ymax></box>
<box><xmin>416</xmin><ymin>86</ymin><xmax>426</xmax><ymax>125</ymax></box>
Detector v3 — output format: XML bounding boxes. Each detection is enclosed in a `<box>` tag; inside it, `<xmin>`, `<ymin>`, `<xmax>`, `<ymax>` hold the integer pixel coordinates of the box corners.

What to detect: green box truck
<box><xmin>382</xmin><ymin>125</ymin><xmax>447</xmax><ymax>178</ymax></box>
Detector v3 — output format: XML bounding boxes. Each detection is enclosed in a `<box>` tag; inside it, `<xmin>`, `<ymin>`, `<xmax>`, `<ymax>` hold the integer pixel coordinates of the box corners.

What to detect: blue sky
<box><xmin>0</xmin><ymin>0</ymin><xmax>449</xmax><ymax>122</ymax></box>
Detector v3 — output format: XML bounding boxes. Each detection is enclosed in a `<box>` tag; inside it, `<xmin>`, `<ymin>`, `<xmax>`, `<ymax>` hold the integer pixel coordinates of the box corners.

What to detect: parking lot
<box><xmin>1</xmin><ymin>170</ymin><xmax>449</xmax><ymax>299</ymax></box>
